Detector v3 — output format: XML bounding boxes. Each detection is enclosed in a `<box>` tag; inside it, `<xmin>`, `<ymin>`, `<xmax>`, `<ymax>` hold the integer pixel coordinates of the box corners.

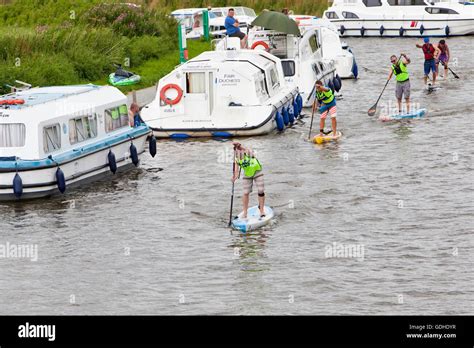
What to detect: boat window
<box><xmin>309</xmin><ymin>34</ymin><xmax>319</xmax><ymax>53</ymax></box>
<box><xmin>244</xmin><ymin>8</ymin><xmax>256</xmax><ymax>17</ymax></box>
<box><xmin>363</xmin><ymin>0</ymin><xmax>382</xmax><ymax>6</ymax></box>
<box><xmin>186</xmin><ymin>72</ymin><xmax>206</xmax><ymax>93</ymax></box>
<box><xmin>325</xmin><ymin>11</ymin><xmax>339</xmax><ymax>19</ymax></box>
<box><xmin>281</xmin><ymin>61</ymin><xmax>296</xmax><ymax>77</ymax></box>
<box><xmin>0</xmin><ymin>123</ymin><xmax>26</xmax><ymax>147</ymax></box>
<box><xmin>342</xmin><ymin>11</ymin><xmax>359</xmax><ymax>18</ymax></box>
<box><xmin>255</xmin><ymin>75</ymin><xmax>268</xmax><ymax>98</ymax></box>
<box><xmin>43</xmin><ymin>124</ymin><xmax>61</xmax><ymax>153</ymax></box>
<box><xmin>269</xmin><ymin>67</ymin><xmax>280</xmax><ymax>88</ymax></box>
<box><xmin>387</xmin><ymin>0</ymin><xmax>426</xmax><ymax>5</ymax></box>
<box><xmin>69</xmin><ymin>114</ymin><xmax>98</xmax><ymax>145</ymax></box>
<box><xmin>105</xmin><ymin>104</ymin><xmax>129</xmax><ymax>133</ymax></box>
<box><xmin>425</xmin><ymin>7</ymin><xmax>459</xmax><ymax>14</ymax></box>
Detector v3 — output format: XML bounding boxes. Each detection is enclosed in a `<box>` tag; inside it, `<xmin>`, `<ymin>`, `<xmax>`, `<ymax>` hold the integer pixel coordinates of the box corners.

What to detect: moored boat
<box><xmin>0</xmin><ymin>84</ymin><xmax>155</xmax><ymax>200</ymax></box>
<box><xmin>140</xmin><ymin>50</ymin><xmax>302</xmax><ymax>138</ymax></box>
<box><xmin>324</xmin><ymin>0</ymin><xmax>474</xmax><ymax>37</ymax></box>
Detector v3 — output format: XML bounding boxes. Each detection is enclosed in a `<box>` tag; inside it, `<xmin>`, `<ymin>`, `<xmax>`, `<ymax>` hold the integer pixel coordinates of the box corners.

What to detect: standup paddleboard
<box><xmin>379</xmin><ymin>108</ymin><xmax>426</xmax><ymax>121</ymax></box>
<box><xmin>426</xmin><ymin>84</ymin><xmax>441</xmax><ymax>92</ymax></box>
<box><xmin>313</xmin><ymin>131</ymin><xmax>342</xmax><ymax>144</ymax></box>
<box><xmin>232</xmin><ymin>205</ymin><xmax>274</xmax><ymax>233</ymax></box>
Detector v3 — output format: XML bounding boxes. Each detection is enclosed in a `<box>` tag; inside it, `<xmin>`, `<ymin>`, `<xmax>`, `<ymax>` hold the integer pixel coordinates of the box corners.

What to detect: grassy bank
<box><xmin>0</xmin><ymin>0</ymin><xmax>210</xmax><ymax>94</ymax></box>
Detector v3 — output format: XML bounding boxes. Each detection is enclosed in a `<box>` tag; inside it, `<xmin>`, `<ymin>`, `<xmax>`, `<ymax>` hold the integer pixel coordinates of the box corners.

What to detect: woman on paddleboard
<box><xmin>416</xmin><ymin>37</ymin><xmax>440</xmax><ymax>86</ymax></box>
<box><xmin>231</xmin><ymin>142</ymin><xmax>266</xmax><ymax>219</ymax></box>
<box><xmin>435</xmin><ymin>40</ymin><xmax>451</xmax><ymax>80</ymax></box>
<box><xmin>387</xmin><ymin>53</ymin><xmax>411</xmax><ymax>114</ymax></box>
<box><xmin>315</xmin><ymin>80</ymin><xmax>337</xmax><ymax>137</ymax></box>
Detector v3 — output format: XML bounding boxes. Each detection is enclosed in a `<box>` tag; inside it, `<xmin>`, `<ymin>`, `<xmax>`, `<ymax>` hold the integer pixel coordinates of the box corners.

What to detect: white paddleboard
<box><xmin>232</xmin><ymin>205</ymin><xmax>274</xmax><ymax>233</ymax></box>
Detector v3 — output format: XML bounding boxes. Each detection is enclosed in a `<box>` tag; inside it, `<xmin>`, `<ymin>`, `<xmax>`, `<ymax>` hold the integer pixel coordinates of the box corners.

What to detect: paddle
<box><xmin>308</xmin><ymin>98</ymin><xmax>317</xmax><ymax>140</ymax></box>
<box><xmin>368</xmin><ymin>54</ymin><xmax>402</xmax><ymax>116</ymax></box>
<box><xmin>440</xmin><ymin>61</ymin><xmax>459</xmax><ymax>79</ymax></box>
<box><xmin>228</xmin><ymin>154</ymin><xmax>236</xmax><ymax>227</ymax></box>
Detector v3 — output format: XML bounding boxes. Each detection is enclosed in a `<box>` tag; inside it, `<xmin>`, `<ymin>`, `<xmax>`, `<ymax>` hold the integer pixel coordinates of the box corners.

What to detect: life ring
<box><xmin>160</xmin><ymin>84</ymin><xmax>183</xmax><ymax>105</ymax></box>
<box><xmin>0</xmin><ymin>99</ymin><xmax>24</xmax><ymax>105</ymax></box>
<box><xmin>251</xmin><ymin>41</ymin><xmax>270</xmax><ymax>51</ymax></box>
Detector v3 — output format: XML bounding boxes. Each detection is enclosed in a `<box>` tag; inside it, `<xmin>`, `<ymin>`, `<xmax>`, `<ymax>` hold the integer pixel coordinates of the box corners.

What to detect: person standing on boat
<box><xmin>416</xmin><ymin>37</ymin><xmax>440</xmax><ymax>86</ymax></box>
<box><xmin>231</xmin><ymin>142</ymin><xmax>265</xmax><ymax>218</ymax></box>
<box><xmin>387</xmin><ymin>53</ymin><xmax>411</xmax><ymax>114</ymax></box>
<box><xmin>315</xmin><ymin>80</ymin><xmax>337</xmax><ymax>136</ymax></box>
<box><xmin>435</xmin><ymin>39</ymin><xmax>451</xmax><ymax>79</ymax></box>
<box><xmin>225</xmin><ymin>8</ymin><xmax>247</xmax><ymax>49</ymax></box>
<box><xmin>129</xmin><ymin>103</ymin><xmax>144</xmax><ymax>127</ymax></box>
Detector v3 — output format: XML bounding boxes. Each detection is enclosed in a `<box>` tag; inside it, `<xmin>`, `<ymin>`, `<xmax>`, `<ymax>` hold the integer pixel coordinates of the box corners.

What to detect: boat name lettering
<box><xmin>163</xmin><ymin>108</ymin><xmax>176</xmax><ymax>113</ymax></box>
<box><xmin>218</xmin><ymin>74</ymin><xmax>240</xmax><ymax>85</ymax></box>
<box><xmin>0</xmin><ymin>112</ymin><xmax>9</xmax><ymax>118</ymax></box>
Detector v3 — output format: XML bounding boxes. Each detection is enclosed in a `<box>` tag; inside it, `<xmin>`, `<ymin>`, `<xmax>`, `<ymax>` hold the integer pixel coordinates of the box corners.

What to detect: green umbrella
<box><xmin>251</xmin><ymin>10</ymin><xmax>301</xmax><ymax>37</ymax></box>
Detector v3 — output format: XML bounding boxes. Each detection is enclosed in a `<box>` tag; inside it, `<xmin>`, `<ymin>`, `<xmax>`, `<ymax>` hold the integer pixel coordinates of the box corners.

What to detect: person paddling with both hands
<box><xmin>231</xmin><ymin>142</ymin><xmax>266</xmax><ymax>219</ymax></box>
<box><xmin>315</xmin><ymin>80</ymin><xmax>337</xmax><ymax>137</ymax></box>
<box><xmin>416</xmin><ymin>37</ymin><xmax>440</xmax><ymax>86</ymax></box>
<box><xmin>387</xmin><ymin>53</ymin><xmax>411</xmax><ymax>114</ymax></box>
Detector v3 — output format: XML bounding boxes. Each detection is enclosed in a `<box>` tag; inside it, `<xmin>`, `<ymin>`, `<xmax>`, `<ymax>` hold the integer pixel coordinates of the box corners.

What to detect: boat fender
<box><xmin>130</xmin><ymin>143</ymin><xmax>139</xmax><ymax>166</ymax></box>
<box><xmin>160</xmin><ymin>84</ymin><xmax>183</xmax><ymax>105</ymax></box>
<box><xmin>282</xmin><ymin>107</ymin><xmax>289</xmax><ymax>126</ymax></box>
<box><xmin>251</xmin><ymin>41</ymin><xmax>270</xmax><ymax>51</ymax></box>
<box><xmin>420</xmin><ymin>24</ymin><xmax>425</xmax><ymax>35</ymax></box>
<box><xmin>288</xmin><ymin>104</ymin><xmax>295</xmax><ymax>124</ymax></box>
<box><xmin>360</xmin><ymin>27</ymin><xmax>365</xmax><ymax>37</ymax></box>
<box><xmin>56</xmin><ymin>167</ymin><xmax>66</xmax><ymax>193</ymax></box>
<box><xmin>296</xmin><ymin>94</ymin><xmax>303</xmax><ymax>116</ymax></box>
<box><xmin>275</xmin><ymin>111</ymin><xmax>284</xmax><ymax>131</ymax></box>
<box><xmin>292</xmin><ymin>99</ymin><xmax>299</xmax><ymax>118</ymax></box>
<box><xmin>333</xmin><ymin>76</ymin><xmax>341</xmax><ymax>92</ymax></box>
<box><xmin>13</xmin><ymin>173</ymin><xmax>23</xmax><ymax>199</ymax></box>
<box><xmin>352</xmin><ymin>60</ymin><xmax>359</xmax><ymax>79</ymax></box>
<box><xmin>149</xmin><ymin>135</ymin><xmax>157</xmax><ymax>158</ymax></box>
<box><xmin>328</xmin><ymin>79</ymin><xmax>335</xmax><ymax>93</ymax></box>
<box><xmin>379</xmin><ymin>25</ymin><xmax>384</xmax><ymax>36</ymax></box>
<box><xmin>445</xmin><ymin>26</ymin><xmax>450</xmax><ymax>36</ymax></box>
<box><xmin>108</xmin><ymin>150</ymin><xmax>117</xmax><ymax>174</ymax></box>
<box><xmin>336</xmin><ymin>74</ymin><xmax>342</xmax><ymax>88</ymax></box>
<box><xmin>399</xmin><ymin>27</ymin><xmax>404</xmax><ymax>37</ymax></box>
<box><xmin>340</xmin><ymin>25</ymin><xmax>345</xmax><ymax>35</ymax></box>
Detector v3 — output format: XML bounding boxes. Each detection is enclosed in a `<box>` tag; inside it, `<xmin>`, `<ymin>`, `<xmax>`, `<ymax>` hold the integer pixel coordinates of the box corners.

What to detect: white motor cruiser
<box><xmin>324</xmin><ymin>0</ymin><xmax>474</xmax><ymax>37</ymax></box>
<box><xmin>141</xmin><ymin>50</ymin><xmax>302</xmax><ymax>138</ymax></box>
<box><xmin>0</xmin><ymin>84</ymin><xmax>155</xmax><ymax>200</ymax></box>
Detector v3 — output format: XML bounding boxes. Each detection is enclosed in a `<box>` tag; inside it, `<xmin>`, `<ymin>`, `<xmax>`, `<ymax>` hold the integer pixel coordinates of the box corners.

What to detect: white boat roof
<box><xmin>171</xmin><ymin>8</ymin><xmax>205</xmax><ymax>16</ymax></box>
<box><xmin>186</xmin><ymin>50</ymin><xmax>278</xmax><ymax>68</ymax></box>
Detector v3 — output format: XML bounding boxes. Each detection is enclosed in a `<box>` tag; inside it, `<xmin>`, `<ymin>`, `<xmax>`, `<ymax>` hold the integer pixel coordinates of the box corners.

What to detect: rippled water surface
<box><xmin>1</xmin><ymin>37</ymin><xmax>473</xmax><ymax>315</ymax></box>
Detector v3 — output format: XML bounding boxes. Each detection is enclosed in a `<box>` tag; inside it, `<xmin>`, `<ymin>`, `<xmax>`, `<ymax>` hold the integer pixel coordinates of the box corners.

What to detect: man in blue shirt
<box><xmin>225</xmin><ymin>8</ymin><xmax>247</xmax><ymax>48</ymax></box>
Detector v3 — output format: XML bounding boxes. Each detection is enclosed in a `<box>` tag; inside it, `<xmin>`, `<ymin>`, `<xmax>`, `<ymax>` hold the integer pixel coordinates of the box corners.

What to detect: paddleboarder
<box><xmin>387</xmin><ymin>53</ymin><xmax>411</xmax><ymax>114</ymax></box>
<box><xmin>315</xmin><ymin>80</ymin><xmax>337</xmax><ymax>137</ymax></box>
<box><xmin>416</xmin><ymin>37</ymin><xmax>440</xmax><ymax>86</ymax></box>
<box><xmin>231</xmin><ymin>142</ymin><xmax>265</xmax><ymax>218</ymax></box>
<box><xmin>435</xmin><ymin>39</ymin><xmax>451</xmax><ymax>79</ymax></box>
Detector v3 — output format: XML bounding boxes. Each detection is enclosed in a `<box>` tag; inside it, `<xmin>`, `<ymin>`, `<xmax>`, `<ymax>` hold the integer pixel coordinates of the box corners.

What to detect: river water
<box><xmin>0</xmin><ymin>37</ymin><xmax>473</xmax><ymax>315</ymax></box>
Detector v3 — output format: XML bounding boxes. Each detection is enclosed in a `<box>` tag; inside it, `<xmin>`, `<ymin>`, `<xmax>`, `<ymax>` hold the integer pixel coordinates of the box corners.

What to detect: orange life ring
<box><xmin>0</xmin><ymin>99</ymin><xmax>24</xmax><ymax>105</ymax></box>
<box><xmin>251</xmin><ymin>41</ymin><xmax>270</xmax><ymax>51</ymax></box>
<box><xmin>160</xmin><ymin>84</ymin><xmax>183</xmax><ymax>105</ymax></box>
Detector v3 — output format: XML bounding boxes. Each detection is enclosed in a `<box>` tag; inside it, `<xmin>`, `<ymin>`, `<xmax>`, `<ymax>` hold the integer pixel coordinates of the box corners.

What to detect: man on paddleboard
<box><xmin>231</xmin><ymin>142</ymin><xmax>265</xmax><ymax>218</ymax></box>
<box><xmin>315</xmin><ymin>80</ymin><xmax>337</xmax><ymax>137</ymax></box>
<box><xmin>387</xmin><ymin>53</ymin><xmax>411</xmax><ymax>114</ymax></box>
<box><xmin>416</xmin><ymin>37</ymin><xmax>440</xmax><ymax>86</ymax></box>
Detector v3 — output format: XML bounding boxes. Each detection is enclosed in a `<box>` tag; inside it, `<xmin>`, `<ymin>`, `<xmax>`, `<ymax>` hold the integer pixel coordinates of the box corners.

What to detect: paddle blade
<box><xmin>367</xmin><ymin>104</ymin><xmax>377</xmax><ymax>116</ymax></box>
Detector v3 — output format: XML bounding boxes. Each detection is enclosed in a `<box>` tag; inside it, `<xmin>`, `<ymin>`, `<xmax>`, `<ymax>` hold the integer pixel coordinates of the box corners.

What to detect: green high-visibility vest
<box><xmin>316</xmin><ymin>88</ymin><xmax>334</xmax><ymax>104</ymax></box>
<box><xmin>392</xmin><ymin>61</ymin><xmax>409</xmax><ymax>82</ymax></box>
<box><xmin>237</xmin><ymin>154</ymin><xmax>262</xmax><ymax>177</ymax></box>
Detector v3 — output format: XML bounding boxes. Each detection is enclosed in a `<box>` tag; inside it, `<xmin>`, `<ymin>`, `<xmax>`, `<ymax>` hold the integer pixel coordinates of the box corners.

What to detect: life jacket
<box><xmin>391</xmin><ymin>61</ymin><xmax>409</xmax><ymax>82</ymax></box>
<box><xmin>422</xmin><ymin>43</ymin><xmax>435</xmax><ymax>60</ymax></box>
<box><xmin>316</xmin><ymin>87</ymin><xmax>335</xmax><ymax>104</ymax></box>
<box><xmin>237</xmin><ymin>154</ymin><xmax>262</xmax><ymax>177</ymax></box>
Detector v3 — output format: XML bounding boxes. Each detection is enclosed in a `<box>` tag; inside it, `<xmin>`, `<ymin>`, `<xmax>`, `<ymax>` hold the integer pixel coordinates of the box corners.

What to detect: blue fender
<box><xmin>352</xmin><ymin>59</ymin><xmax>359</xmax><ymax>79</ymax></box>
<box><xmin>13</xmin><ymin>173</ymin><xmax>22</xmax><ymax>198</ymax></box>
<box><xmin>379</xmin><ymin>25</ymin><xmax>384</xmax><ymax>36</ymax></box>
<box><xmin>130</xmin><ymin>143</ymin><xmax>139</xmax><ymax>166</ymax></box>
<box><xmin>296</xmin><ymin>94</ymin><xmax>303</xmax><ymax>116</ymax></box>
<box><xmin>340</xmin><ymin>25</ymin><xmax>345</xmax><ymax>35</ymax></box>
<box><xmin>275</xmin><ymin>111</ymin><xmax>284</xmax><ymax>131</ymax></box>
<box><xmin>360</xmin><ymin>26</ymin><xmax>365</xmax><ymax>37</ymax></box>
<box><xmin>292</xmin><ymin>99</ymin><xmax>299</xmax><ymax>118</ymax></box>
<box><xmin>336</xmin><ymin>74</ymin><xmax>342</xmax><ymax>88</ymax></box>
<box><xmin>399</xmin><ymin>27</ymin><xmax>405</xmax><ymax>37</ymax></box>
<box><xmin>149</xmin><ymin>135</ymin><xmax>157</xmax><ymax>158</ymax></box>
<box><xmin>420</xmin><ymin>24</ymin><xmax>425</xmax><ymax>35</ymax></box>
<box><xmin>288</xmin><ymin>104</ymin><xmax>295</xmax><ymax>124</ymax></box>
<box><xmin>333</xmin><ymin>76</ymin><xmax>341</xmax><ymax>92</ymax></box>
<box><xmin>282</xmin><ymin>107</ymin><xmax>289</xmax><ymax>126</ymax></box>
<box><xmin>328</xmin><ymin>79</ymin><xmax>335</xmax><ymax>93</ymax></box>
<box><xmin>445</xmin><ymin>26</ymin><xmax>450</xmax><ymax>36</ymax></box>
<box><xmin>108</xmin><ymin>150</ymin><xmax>117</xmax><ymax>174</ymax></box>
<box><xmin>56</xmin><ymin>167</ymin><xmax>66</xmax><ymax>193</ymax></box>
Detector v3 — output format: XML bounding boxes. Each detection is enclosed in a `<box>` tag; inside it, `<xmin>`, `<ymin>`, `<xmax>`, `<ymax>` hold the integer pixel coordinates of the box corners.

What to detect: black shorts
<box><xmin>229</xmin><ymin>31</ymin><xmax>245</xmax><ymax>40</ymax></box>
